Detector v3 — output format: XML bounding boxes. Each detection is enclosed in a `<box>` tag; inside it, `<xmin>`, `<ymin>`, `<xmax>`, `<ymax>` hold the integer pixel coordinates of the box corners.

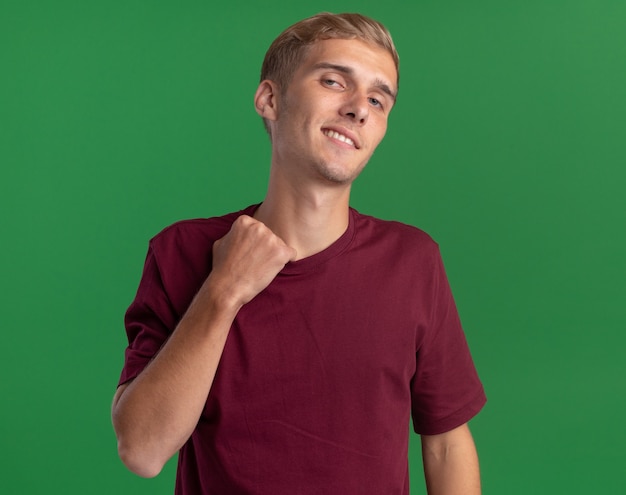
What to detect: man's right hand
<box><xmin>207</xmin><ymin>214</ymin><xmax>297</xmax><ymax>309</ymax></box>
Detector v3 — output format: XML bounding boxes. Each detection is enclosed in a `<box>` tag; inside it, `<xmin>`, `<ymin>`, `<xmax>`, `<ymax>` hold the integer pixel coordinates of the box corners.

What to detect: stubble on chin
<box><xmin>310</xmin><ymin>156</ymin><xmax>370</xmax><ymax>186</ymax></box>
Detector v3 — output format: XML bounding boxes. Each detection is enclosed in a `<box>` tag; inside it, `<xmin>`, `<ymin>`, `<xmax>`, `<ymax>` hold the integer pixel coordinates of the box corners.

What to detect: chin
<box><xmin>312</xmin><ymin>159</ymin><xmax>367</xmax><ymax>185</ymax></box>
<box><xmin>316</xmin><ymin>167</ymin><xmax>358</xmax><ymax>185</ymax></box>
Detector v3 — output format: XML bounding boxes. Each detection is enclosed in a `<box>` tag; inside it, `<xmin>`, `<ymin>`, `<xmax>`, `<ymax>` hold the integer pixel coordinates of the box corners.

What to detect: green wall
<box><xmin>2</xmin><ymin>1</ymin><xmax>624</xmax><ymax>493</ymax></box>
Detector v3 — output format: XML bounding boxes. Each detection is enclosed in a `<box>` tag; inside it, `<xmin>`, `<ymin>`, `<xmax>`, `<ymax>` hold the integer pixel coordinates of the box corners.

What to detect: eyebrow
<box><xmin>311</xmin><ymin>62</ymin><xmax>397</xmax><ymax>101</ymax></box>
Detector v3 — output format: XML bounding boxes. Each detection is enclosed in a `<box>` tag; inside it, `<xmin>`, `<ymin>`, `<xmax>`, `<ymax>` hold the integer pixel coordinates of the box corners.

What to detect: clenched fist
<box><xmin>207</xmin><ymin>215</ymin><xmax>297</xmax><ymax>309</ymax></box>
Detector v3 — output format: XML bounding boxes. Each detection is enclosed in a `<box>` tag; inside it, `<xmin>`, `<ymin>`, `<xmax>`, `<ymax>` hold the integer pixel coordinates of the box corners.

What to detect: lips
<box><xmin>322</xmin><ymin>127</ymin><xmax>360</xmax><ymax>149</ymax></box>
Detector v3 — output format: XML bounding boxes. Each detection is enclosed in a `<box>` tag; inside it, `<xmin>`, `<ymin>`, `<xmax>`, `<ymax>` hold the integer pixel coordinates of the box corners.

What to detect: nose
<box><xmin>340</xmin><ymin>93</ymin><xmax>369</xmax><ymax>125</ymax></box>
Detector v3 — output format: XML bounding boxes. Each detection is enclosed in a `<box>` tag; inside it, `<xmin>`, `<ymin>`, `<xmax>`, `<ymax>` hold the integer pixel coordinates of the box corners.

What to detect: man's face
<box><xmin>268</xmin><ymin>38</ymin><xmax>398</xmax><ymax>187</ymax></box>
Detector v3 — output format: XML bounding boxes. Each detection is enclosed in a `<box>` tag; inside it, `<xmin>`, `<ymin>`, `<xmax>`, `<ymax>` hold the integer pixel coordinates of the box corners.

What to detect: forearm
<box><xmin>113</xmin><ymin>215</ymin><xmax>296</xmax><ymax>477</ymax></box>
<box><xmin>112</xmin><ymin>279</ymin><xmax>240</xmax><ymax>478</ymax></box>
<box><xmin>421</xmin><ymin>424</ymin><xmax>481</xmax><ymax>495</ymax></box>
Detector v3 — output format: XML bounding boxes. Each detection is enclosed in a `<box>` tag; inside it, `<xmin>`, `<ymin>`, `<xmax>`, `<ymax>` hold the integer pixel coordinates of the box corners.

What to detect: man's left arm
<box><xmin>421</xmin><ymin>423</ymin><xmax>481</xmax><ymax>495</ymax></box>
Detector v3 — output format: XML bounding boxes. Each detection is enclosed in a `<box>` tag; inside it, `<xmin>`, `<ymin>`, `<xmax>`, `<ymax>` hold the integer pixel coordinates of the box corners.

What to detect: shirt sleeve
<box><xmin>118</xmin><ymin>242</ymin><xmax>178</xmax><ymax>386</ymax></box>
<box><xmin>410</xmin><ymin>248</ymin><xmax>486</xmax><ymax>435</ymax></box>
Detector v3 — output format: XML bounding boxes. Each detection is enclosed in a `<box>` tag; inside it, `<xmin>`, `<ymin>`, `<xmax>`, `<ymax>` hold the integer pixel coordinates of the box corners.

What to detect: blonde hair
<box><xmin>260</xmin><ymin>12</ymin><xmax>399</xmax><ymax>133</ymax></box>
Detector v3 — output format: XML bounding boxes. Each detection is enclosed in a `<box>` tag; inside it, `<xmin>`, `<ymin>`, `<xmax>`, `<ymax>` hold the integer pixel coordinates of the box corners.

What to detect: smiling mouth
<box><xmin>322</xmin><ymin>129</ymin><xmax>357</xmax><ymax>148</ymax></box>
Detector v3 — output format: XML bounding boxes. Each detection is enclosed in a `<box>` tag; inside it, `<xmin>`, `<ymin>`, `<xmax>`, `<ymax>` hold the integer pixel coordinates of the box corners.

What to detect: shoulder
<box><xmin>351</xmin><ymin>208</ymin><xmax>440</xmax><ymax>254</ymax></box>
<box><xmin>349</xmin><ymin>209</ymin><xmax>444</xmax><ymax>273</ymax></box>
<box><xmin>149</xmin><ymin>204</ymin><xmax>258</xmax><ymax>258</ymax></box>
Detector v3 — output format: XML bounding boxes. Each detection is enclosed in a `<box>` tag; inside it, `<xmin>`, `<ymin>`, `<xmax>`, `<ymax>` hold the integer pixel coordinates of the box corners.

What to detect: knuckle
<box><xmin>235</xmin><ymin>215</ymin><xmax>253</xmax><ymax>229</ymax></box>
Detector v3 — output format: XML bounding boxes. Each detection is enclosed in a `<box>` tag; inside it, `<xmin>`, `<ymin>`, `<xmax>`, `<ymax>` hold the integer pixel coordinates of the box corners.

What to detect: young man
<box><xmin>113</xmin><ymin>12</ymin><xmax>486</xmax><ymax>494</ymax></box>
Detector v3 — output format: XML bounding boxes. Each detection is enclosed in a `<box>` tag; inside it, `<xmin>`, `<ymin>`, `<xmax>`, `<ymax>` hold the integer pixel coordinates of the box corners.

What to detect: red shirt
<box><xmin>120</xmin><ymin>205</ymin><xmax>486</xmax><ymax>494</ymax></box>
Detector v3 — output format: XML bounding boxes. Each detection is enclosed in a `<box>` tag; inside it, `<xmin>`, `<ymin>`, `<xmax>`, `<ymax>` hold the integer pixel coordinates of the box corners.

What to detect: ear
<box><xmin>254</xmin><ymin>80</ymin><xmax>280</xmax><ymax>121</ymax></box>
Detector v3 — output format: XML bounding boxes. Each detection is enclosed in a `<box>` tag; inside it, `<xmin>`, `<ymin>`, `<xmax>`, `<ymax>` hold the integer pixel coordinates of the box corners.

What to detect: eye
<box><xmin>321</xmin><ymin>75</ymin><xmax>346</xmax><ymax>90</ymax></box>
<box><xmin>368</xmin><ymin>97</ymin><xmax>382</xmax><ymax>108</ymax></box>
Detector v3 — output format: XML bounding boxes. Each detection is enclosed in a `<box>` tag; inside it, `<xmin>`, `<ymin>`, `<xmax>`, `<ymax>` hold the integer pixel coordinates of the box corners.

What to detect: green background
<box><xmin>2</xmin><ymin>0</ymin><xmax>624</xmax><ymax>493</ymax></box>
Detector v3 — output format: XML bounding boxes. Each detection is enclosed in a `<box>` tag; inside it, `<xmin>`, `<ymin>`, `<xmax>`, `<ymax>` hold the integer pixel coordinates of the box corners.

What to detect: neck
<box><xmin>254</xmin><ymin>170</ymin><xmax>352</xmax><ymax>260</ymax></box>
